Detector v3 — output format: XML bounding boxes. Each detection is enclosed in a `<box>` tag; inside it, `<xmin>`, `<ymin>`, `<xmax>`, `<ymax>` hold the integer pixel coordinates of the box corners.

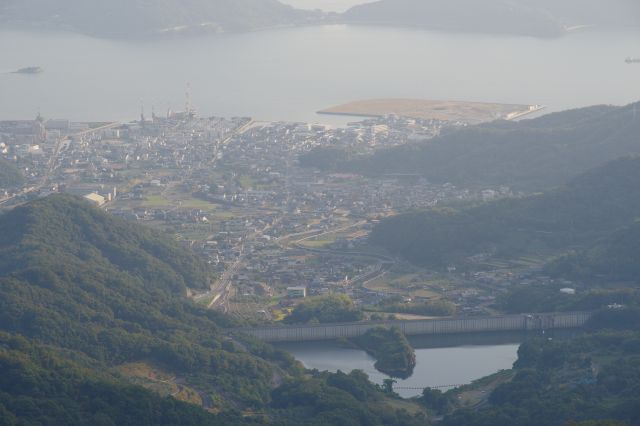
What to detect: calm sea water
<box><xmin>0</xmin><ymin>25</ymin><xmax>639</xmax><ymax>123</ymax></box>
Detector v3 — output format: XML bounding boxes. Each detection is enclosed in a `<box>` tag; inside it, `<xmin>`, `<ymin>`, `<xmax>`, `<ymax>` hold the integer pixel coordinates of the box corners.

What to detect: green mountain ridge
<box><xmin>302</xmin><ymin>102</ymin><xmax>640</xmax><ymax>191</ymax></box>
<box><xmin>0</xmin><ymin>194</ymin><xmax>426</xmax><ymax>425</ymax></box>
<box><xmin>369</xmin><ymin>156</ymin><xmax>640</xmax><ymax>269</ymax></box>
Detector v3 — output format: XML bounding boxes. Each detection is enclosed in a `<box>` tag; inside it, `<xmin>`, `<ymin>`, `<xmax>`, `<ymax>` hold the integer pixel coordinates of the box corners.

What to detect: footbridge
<box><xmin>233</xmin><ymin>311</ymin><xmax>592</xmax><ymax>343</ymax></box>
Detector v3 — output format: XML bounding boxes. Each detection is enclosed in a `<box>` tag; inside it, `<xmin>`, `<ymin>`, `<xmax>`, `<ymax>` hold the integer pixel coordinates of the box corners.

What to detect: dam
<box><xmin>234</xmin><ymin>311</ymin><xmax>592</xmax><ymax>343</ymax></box>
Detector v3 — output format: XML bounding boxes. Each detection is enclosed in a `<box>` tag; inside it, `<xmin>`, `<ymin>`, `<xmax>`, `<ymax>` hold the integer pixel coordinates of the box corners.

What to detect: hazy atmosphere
<box><xmin>1</xmin><ymin>1</ymin><xmax>640</xmax><ymax>425</ymax></box>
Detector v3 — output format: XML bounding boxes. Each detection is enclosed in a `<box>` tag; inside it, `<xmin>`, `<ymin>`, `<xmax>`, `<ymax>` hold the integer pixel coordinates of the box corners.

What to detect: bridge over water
<box><xmin>234</xmin><ymin>311</ymin><xmax>592</xmax><ymax>343</ymax></box>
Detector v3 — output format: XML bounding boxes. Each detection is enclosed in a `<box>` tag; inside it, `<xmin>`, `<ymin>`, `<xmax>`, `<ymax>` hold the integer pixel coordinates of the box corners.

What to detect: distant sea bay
<box><xmin>0</xmin><ymin>25</ymin><xmax>639</xmax><ymax>124</ymax></box>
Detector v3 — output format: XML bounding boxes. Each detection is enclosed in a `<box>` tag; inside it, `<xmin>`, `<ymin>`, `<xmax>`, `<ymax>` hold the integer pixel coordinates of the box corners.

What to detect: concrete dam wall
<box><xmin>235</xmin><ymin>311</ymin><xmax>592</xmax><ymax>343</ymax></box>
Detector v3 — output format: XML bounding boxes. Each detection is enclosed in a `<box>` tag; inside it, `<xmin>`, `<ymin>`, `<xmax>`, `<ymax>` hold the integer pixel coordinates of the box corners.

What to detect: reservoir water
<box><xmin>276</xmin><ymin>330</ymin><xmax>582</xmax><ymax>398</ymax></box>
<box><xmin>1</xmin><ymin>25</ymin><xmax>639</xmax><ymax>123</ymax></box>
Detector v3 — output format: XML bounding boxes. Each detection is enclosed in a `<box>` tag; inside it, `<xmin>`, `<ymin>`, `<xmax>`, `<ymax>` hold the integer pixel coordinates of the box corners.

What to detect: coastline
<box><xmin>318</xmin><ymin>99</ymin><xmax>545</xmax><ymax>124</ymax></box>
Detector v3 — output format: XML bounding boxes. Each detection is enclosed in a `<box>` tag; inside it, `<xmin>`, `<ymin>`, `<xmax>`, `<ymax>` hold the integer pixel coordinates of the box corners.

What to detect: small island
<box><xmin>353</xmin><ymin>326</ymin><xmax>416</xmax><ymax>379</ymax></box>
<box><xmin>13</xmin><ymin>66</ymin><xmax>44</xmax><ymax>74</ymax></box>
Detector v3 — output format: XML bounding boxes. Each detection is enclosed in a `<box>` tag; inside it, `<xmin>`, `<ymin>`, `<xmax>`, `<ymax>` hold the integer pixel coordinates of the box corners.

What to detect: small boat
<box><xmin>625</xmin><ymin>57</ymin><xmax>640</xmax><ymax>64</ymax></box>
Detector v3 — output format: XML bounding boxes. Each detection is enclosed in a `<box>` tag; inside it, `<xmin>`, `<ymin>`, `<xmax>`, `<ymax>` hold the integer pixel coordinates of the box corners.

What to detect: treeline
<box><xmin>300</xmin><ymin>102</ymin><xmax>640</xmax><ymax>191</ymax></box>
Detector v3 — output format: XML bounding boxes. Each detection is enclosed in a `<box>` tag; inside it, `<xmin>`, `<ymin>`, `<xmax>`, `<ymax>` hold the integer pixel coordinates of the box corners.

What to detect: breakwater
<box><xmin>234</xmin><ymin>311</ymin><xmax>592</xmax><ymax>343</ymax></box>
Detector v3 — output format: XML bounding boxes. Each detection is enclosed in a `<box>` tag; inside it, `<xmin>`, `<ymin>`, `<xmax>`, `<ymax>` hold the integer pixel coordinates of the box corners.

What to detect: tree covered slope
<box><xmin>370</xmin><ymin>157</ymin><xmax>640</xmax><ymax>268</ymax></box>
<box><xmin>548</xmin><ymin>220</ymin><xmax>640</xmax><ymax>284</ymax></box>
<box><xmin>0</xmin><ymin>194</ymin><xmax>425</xmax><ymax>425</ymax></box>
<box><xmin>302</xmin><ymin>102</ymin><xmax>640</xmax><ymax>191</ymax></box>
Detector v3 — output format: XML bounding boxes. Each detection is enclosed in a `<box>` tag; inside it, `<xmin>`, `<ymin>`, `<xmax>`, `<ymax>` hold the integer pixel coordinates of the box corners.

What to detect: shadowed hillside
<box><xmin>301</xmin><ymin>102</ymin><xmax>640</xmax><ymax>191</ymax></box>
<box><xmin>370</xmin><ymin>157</ymin><xmax>640</xmax><ymax>267</ymax></box>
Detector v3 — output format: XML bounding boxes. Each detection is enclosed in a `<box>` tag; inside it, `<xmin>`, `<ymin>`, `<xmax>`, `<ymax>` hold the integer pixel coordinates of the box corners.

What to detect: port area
<box><xmin>318</xmin><ymin>98</ymin><xmax>544</xmax><ymax>125</ymax></box>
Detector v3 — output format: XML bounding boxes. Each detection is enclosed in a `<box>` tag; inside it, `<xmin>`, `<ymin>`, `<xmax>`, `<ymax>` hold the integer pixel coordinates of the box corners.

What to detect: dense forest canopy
<box><xmin>0</xmin><ymin>194</ymin><xmax>425</xmax><ymax>425</ymax></box>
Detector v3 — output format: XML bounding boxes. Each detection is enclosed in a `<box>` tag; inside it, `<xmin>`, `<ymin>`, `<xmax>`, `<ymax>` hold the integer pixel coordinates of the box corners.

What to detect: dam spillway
<box><xmin>233</xmin><ymin>311</ymin><xmax>592</xmax><ymax>343</ymax></box>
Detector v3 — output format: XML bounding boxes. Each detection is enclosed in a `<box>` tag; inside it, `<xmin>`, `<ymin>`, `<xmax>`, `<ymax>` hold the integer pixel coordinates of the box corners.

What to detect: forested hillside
<box><xmin>440</xmin><ymin>309</ymin><xmax>640</xmax><ymax>426</ymax></box>
<box><xmin>0</xmin><ymin>158</ymin><xmax>24</xmax><ymax>189</ymax></box>
<box><xmin>301</xmin><ymin>102</ymin><xmax>640</xmax><ymax>191</ymax></box>
<box><xmin>370</xmin><ymin>157</ymin><xmax>640</xmax><ymax>268</ymax></box>
<box><xmin>0</xmin><ymin>333</ymin><xmax>236</xmax><ymax>425</ymax></box>
<box><xmin>0</xmin><ymin>194</ymin><xmax>425</xmax><ymax>425</ymax></box>
<box><xmin>548</xmin><ymin>220</ymin><xmax>640</xmax><ymax>284</ymax></box>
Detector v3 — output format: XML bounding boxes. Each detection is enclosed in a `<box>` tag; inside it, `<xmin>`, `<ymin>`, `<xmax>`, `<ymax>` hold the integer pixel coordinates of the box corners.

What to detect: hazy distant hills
<box><xmin>0</xmin><ymin>0</ymin><xmax>316</xmax><ymax>37</ymax></box>
<box><xmin>524</xmin><ymin>0</ymin><xmax>640</xmax><ymax>29</ymax></box>
<box><xmin>370</xmin><ymin>156</ymin><xmax>640</xmax><ymax>269</ymax></box>
<box><xmin>3</xmin><ymin>0</ymin><xmax>638</xmax><ymax>38</ymax></box>
<box><xmin>344</xmin><ymin>0</ymin><xmax>640</xmax><ymax>36</ymax></box>
<box><xmin>301</xmin><ymin>102</ymin><xmax>640</xmax><ymax>191</ymax></box>
<box><xmin>344</xmin><ymin>0</ymin><xmax>564</xmax><ymax>37</ymax></box>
